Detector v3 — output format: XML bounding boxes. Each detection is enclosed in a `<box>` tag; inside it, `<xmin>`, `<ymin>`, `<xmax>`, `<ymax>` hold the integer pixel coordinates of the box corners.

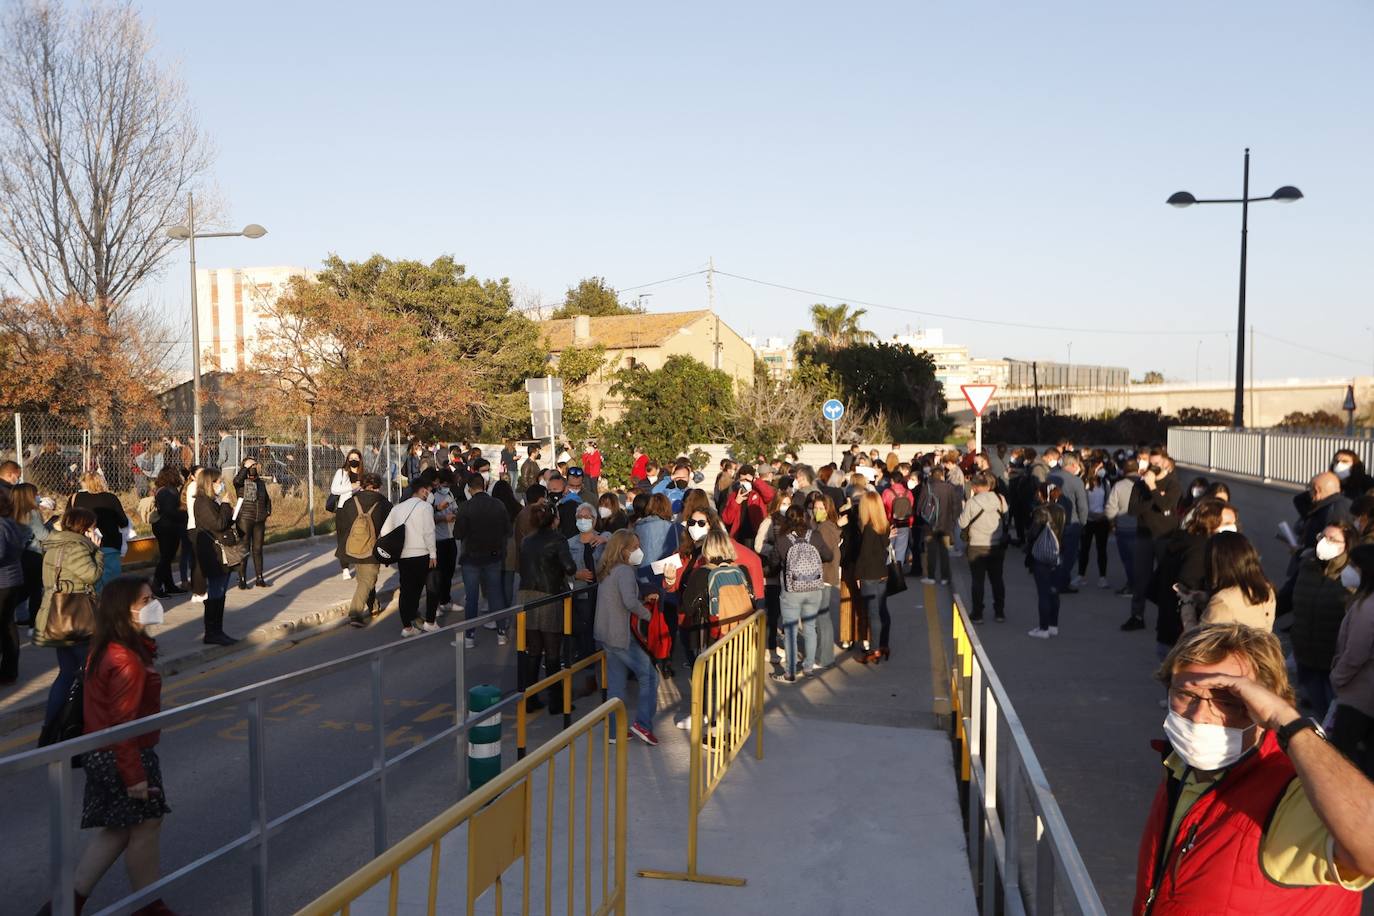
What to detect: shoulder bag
<box><xmin>43</xmin><ymin>546</ymin><xmax>97</xmax><ymax>642</ymax></box>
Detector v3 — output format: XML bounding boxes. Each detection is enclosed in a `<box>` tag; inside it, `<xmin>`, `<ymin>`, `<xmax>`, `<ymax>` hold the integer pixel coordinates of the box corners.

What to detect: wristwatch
<box><xmin>1276</xmin><ymin>716</ymin><xmax>1328</xmax><ymax>752</ymax></box>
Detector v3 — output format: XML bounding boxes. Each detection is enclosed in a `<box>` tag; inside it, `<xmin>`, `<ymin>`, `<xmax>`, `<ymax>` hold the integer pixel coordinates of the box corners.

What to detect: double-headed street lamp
<box><xmin>1167</xmin><ymin>148</ymin><xmax>1301</xmax><ymax>428</ymax></box>
<box><xmin>167</xmin><ymin>193</ymin><xmax>267</xmax><ymax>459</ymax></box>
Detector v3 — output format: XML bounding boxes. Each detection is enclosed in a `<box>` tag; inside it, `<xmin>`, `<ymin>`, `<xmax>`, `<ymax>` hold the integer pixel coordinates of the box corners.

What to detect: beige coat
<box><xmin>1199</xmin><ymin>585</ymin><xmax>1276</xmax><ymax>632</ymax></box>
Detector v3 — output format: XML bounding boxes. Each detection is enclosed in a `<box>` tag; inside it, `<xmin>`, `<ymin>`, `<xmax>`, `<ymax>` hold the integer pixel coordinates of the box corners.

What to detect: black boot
<box><xmin>203</xmin><ymin>598</ymin><xmax>237</xmax><ymax>646</ymax></box>
<box><xmin>238</xmin><ymin>577</ymin><xmax>251</xmax><ymax>590</ymax></box>
<box><xmin>255</xmin><ymin>575</ymin><xmax>268</xmax><ymax>588</ymax></box>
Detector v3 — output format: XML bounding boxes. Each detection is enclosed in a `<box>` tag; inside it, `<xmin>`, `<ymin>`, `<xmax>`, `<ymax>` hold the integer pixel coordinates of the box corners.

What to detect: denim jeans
<box><xmin>779</xmin><ymin>589</ymin><xmax>823</xmax><ymax>676</ymax></box>
<box><xmin>817</xmin><ymin>586</ymin><xmax>839</xmax><ymax>667</ymax></box>
<box><xmin>1296</xmin><ymin>665</ymin><xmax>1335</xmax><ymax>717</ymax></box>
<box><xmin>602</xmin><ymin>641</ymin><xmax>657</xmax><ymax>733</ymax></box>
<box><xmin>462</xmin><ymin>559</ymin><xmax>507</xmax><ymax>637</ymax></box>
<box><xmin>98</xmin><ymin>547</ymin><xmax>122</xmax><ymax>592</ymax></box>
<box><xmin>44</xmin><ymin>645</ymin><xmax>88</xmax><ymax>731</ymax></box>
<box><xmin>1054</xmin><ymin>523</ymin><xmax>1082</xmax><ymax>590</ymax></box>
<box><xmin>1032</xmin><ymin>560</ymin><xmax>1059</xmax><ymax>629</ymax></box>
<box><xmin>206</xmin><ymin>572</ymin><xmax>230</xmax><ymax>601</ymax></box>
<box><xmin>890</xmin><ymin>526</ymin><xmax>912</xmax><ymax>572</ymax></box>
<box><xmin>858</xmin><ymin>579</ymin><xmax>890</xmax><ymax>650</ymax></box>
<box><xmin>1114</xmin><ymin>527</ymin><xmax>1137</xmax><ymax>591</ymax></box>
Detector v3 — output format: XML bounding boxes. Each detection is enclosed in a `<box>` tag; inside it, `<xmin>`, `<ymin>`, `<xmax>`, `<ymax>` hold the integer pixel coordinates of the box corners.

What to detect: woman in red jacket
<box><xmin>66</xmin><ymin>575</ymin><xmax>175</xmax><ymax>916</ymax></box>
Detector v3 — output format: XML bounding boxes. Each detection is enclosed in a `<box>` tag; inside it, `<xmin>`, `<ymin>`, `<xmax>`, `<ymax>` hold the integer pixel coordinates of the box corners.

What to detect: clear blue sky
<box><xmin>144</xmin><ymin>0</ymin><xmax>1374</xmax><ymax>383</ymax></box>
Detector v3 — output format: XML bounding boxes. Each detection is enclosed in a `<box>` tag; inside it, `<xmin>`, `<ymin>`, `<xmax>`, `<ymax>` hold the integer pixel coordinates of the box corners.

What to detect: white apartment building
<box><xmin>886</xmin><ymin>329</ymin><xmax>1010</xmax><ymax>402</ymax></box>
<box><xmin>745</xmin><ymin>336</ymin><xmax>796</xmax><ymax>380</ymax></box>
<box><xmin>194</xmin><ymin>266</ymin><xmax>312</xmax><ymax>372</ymax></box>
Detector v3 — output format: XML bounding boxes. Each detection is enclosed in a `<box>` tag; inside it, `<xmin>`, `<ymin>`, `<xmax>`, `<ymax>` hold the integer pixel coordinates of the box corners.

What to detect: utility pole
<box><xmin>708</xmin><ymin>257</ymin><xmax>721</xmax><ymax>370</ymax></box>
<box><xmin>1032</xmin><ymin>360</ymin><xmax>1042</xmax><ymax>443</ymax></box>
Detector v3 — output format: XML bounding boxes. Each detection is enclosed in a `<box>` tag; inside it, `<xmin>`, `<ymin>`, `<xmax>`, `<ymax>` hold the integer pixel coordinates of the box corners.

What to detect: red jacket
<box><xmin>581</xmin><ymin>450</ymin><xmax>603</xmax><ymax>478</ymax></box>
<box><xmin>631</xmin><ymin>454</ymin><xmax>648</xmax><ymax>482</ymax></box>
<box><xmin>1133</xmin><ymin>730</ymin><xmax>1359</xmax><ymax>916</ymax></box>
<box><xmin>719</xmin><ymin>479</ymin><xmax>777</xmax><ymax>542</ymax></box>
<box><xmin>84</xmin><ymin>637</ymin><xmax>162</xmax><ymax>787</ymax></box>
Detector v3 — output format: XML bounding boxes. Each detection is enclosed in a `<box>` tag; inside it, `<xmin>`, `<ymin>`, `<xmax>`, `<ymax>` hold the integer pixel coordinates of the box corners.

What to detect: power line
<box><xmin>712</xmin><ymin>268</ymin><xmax>1232</xmax><ymax>337</ymax></box>
<box><xmin>618</xmin><ymin>269</ymin><xmax>707</xmax><ymax>293</ymax></box>
<box><xmin>1253</xmin><ymin>331</ymin><xmax>1368</xmax><ymax>368</ymax></box>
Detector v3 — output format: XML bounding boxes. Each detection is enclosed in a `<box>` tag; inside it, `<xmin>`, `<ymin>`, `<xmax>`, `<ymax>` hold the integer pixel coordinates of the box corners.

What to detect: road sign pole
<box><xmin>831</xmin><ymin>418</ymin><xmax>837</xmax><ymax>465</ymax></box>
<box><xmin>975</xmin><ymin>413</ymin><xmax>982</xmax><ymax>456</ymax></box>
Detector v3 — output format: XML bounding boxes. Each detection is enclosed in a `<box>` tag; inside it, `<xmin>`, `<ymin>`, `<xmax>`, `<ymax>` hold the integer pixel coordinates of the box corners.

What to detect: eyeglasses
<box><xmin>1167</xmin><ymin>687</ymin><xmax>1246</xmax><ymax>718</ymax></box>
<box><xmin>687</xmin><ymin>519</ymin><xmax>709</xmax><ymax>529</ymax></box>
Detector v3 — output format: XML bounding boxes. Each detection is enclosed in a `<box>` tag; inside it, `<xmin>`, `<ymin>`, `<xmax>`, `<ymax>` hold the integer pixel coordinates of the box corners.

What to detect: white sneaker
<box><xmin>400</xmin><ymin>626</ymin><xmax>419</xmax><ymax>638</ymax></box>
<box><xmin>802</xmin><ymin>663</ymin><xmax>817</xmax><ymax>676</ymax></box>
<box><xmin>191</xmin><ymin>593</ymin><xmax>206</xmax><ymax>604</ymax></box>
<box><xmin>919</xmin><ymin>577</ymin><xmax>936</xmax><ymax>585</ymax></box>
<box><xmin>675</xmin><ymin>717</ymin><xmax>692</xmax><ymax>730</ymax></box>
<box><xmin>1048</xmin><ymin>626</ymin><xmax>1059</xmax><ymax>636</ymax></box>
<box><xmin>773</xmin><ymin>647</ymin><xmax>785</xmax><ymax>664</ymax></box>
<box><xmin>420</xmin><ymin>621</ymin><xmax>441</xmax><ymax>633</ymax></box>
<box><xmin>1027</xmin><ymin>628</ymin><xmax>1051</xmax><ymax>639</ymax></box>
<box><xmin>451</xmin><ymin>604</ymin><xmax>464</xmax><ymax>613</ymax></box>
<box><xmin>1098</xmin><ymin>577</ymin><xmax>1109</xmax><ymax>589</ymax></box>
<box><xmin>483</xmin><ymin>620</ymin><xmax>498</xmax><ymax>630</ymax></box>
<box><xmin>340</xmin><ymin>569</ymin><xmax>352</xmax><ymax>581</ymax></box>
<box><xmin>434</xmin><ymin>604</ymin><xmax>446</xmax><ymax>617</ymax></box>
<box><xmin>939</xmin><ymin>579</ymin><xmax>949</xmax><ymax>585</ymax></box>
<box><xmin>497</xmin><ymin>633</ymin><xmax>508</xmax><ymax>646</ymax></box>
<box><xmin>464</xmin><ymin>635</ymin><xmax>476</xmax><ymax>649</ymax></box>
<box><xmin>862</xmin><ymin>640</ymin><xmax>871</xmax><ymax>652</ymax></box>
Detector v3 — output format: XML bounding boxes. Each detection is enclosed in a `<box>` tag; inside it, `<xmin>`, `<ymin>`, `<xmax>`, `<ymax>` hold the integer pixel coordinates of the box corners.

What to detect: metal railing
<box><xmin>638</xmin><ymin>609</ymin><xmax>766</xmax><ymax>887</ymax></box>
<box><xmin>0</xmin><ymin>585</ymin><xmax>594</xmax><ymax>916</ymax></box>
<box><xmin>517</xmin><ymin>650</ymin><xmax>609</xmax><ymax>758</ymax></box>
<box><xmin>949</xmin><ymin>593</ymin><xmax>1106</xmax><ymax>916</ymax></box>
<box><xmin>299</xmin><ymin>698</ymin><xmax>628</xmax><ymax>916</ymax></box>
<box><xmin>1167</xmin><ymin>426</ymin><xmax>1374</xmax><ymax>487</ymax></box>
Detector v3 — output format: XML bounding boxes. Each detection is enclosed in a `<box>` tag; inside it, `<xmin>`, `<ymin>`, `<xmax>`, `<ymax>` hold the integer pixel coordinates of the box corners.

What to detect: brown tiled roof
<box><xmin>539</xmin><ymin>310</ymin><xmax>711</xmax><ymax>351</ymax></box>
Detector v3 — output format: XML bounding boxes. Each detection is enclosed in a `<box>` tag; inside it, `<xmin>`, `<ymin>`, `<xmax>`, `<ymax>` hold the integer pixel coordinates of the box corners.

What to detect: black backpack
<box><xmin>374</xmin><ymin>501</ymin><xmax>422</xmax><ymax>565</ymax></box>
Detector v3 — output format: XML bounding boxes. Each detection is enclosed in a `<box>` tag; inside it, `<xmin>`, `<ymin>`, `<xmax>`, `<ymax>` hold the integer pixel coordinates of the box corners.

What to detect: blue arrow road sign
<box><xmin>822</xmin><ymin>399</ymin><xmax>845</xmax><ymax>421</ymax></box>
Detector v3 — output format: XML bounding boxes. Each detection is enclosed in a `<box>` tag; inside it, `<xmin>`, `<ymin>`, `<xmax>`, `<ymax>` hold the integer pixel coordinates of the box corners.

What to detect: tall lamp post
<box><xmin>167</xmin><ymin>194</ymin><xmax>267</xmax><ymax>460</ymax></box>
<box><xmin>1167</xmin><ymin>148</ymin><xmax>1301</xmax><ymax>428</ymax></box>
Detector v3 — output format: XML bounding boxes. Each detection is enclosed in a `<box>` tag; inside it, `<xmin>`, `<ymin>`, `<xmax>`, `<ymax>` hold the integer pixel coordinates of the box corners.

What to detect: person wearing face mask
<box><xmin>330</xmin><ymin>449</ymin><xmax>366</xmax><ymax>580</ymax></box>
<box><xmin>232</xmin><ymin>457</ymin><xmax>272</xmax><ymax>589</ymax></box>
<box><xmin>650</xmin><ymin>459</ymin><xmax>694</xmax><ymax>515</ymax></box>
<box><xmin>1031</xmin><ymin>447</ymin><xmax>1057</xmax><ymax>486</ymax></box>
<box><xmin>593</xmin><ymin>529</ymin><xmax>658</xmax><ymax>746</ymax></box>
<box><xmin>453</xmin><ymin>461</ymin><xmax>511</xmax><ymax>648</ymax></box>
<box><xmin>596</xmin><ymin>492</ymin><xmax>627</xmax><ymax>533</ymax></box>
<box><xmin>663</xmin><ymin>505</ymin><xmax>718</xmax><ymax>672</ymax></box>
<box><xmin>1328</xmin><ymin>545</ymin><xmax>1374</xmax><ymax>777</ymax></box>
<box><xmin>191</xmin><ymin>467</ymin><xmax>238</xmax><ymax>646</ymax></box>
<box><xmin>1178</xmin><ymin>476</ymin><xmax>1211</xmax><ymax>518</ymax></box>
<box><xmin>1077</xmin><ymin>459</ymin><xmax>1112</xmax><ymax>590</ymax></box>
<box><xmin>422</xmin><ymin>470</ymin><xmax>459</xmax><ymax>631</ymax></box>
<box><xmin>517</xmin><ymin>505</ymin><xmax>577</xmax><ymax>714</ymax></box>
<box><xmin>720</xmin><ymin>464</ymin><xmax>776</xmax><ymax>547</ymax></box>
<box><xmin>1106</xmin><ymin>458</ymin><xmax>1142</xmax><ymax>598</ymax></box>
<box><xmin>35</xmin><ymin>576</ymin><xmax>179</xmax><ymax>916</ymax></box>
<box><xmin>1290</xmin><ymin>522</ymin><xmax>1360</xmax><ymax>715</ymax></box>
<box><xmin>70</xmin><ymin>473</ymin><xmax>130</xmax><ymax>592</ymax></box>
<box><xmin>567</xmin><ymin>503</ymin><xmax>607</xmax><ymax>694</ymax></box>
<box><xmin>1123</xmin><ymin>453</ymin><xmax>1183</xmax><ymax>632</ymax></box>
<box><xmin>1200</xmin><ymin>531</ymin><xmax>1276</xmax><ymax>631</ymax></box>
<box><xmin>805</xmin><ymin>491</ymin><xmax>842</xmax><ymax>668</ymax></box>
<box><xmin>518</xmin><ymin>444</ymin><xmax>542</xmax><ymax>502</ymax></box>
<box><xmin>754</xmin><ymin>488</ymin><xmax>793</xmax><ymax>666</ymax></box>
<box><xmin>340</xmin><ymin>474</ymin><xmax>391</xmax><ymax>627</ymax></box>
<box><xmin>1049</xmin><ymin>453</ymin><xmax>1089</xmax><ymax>593</ymax></box>
<box><xmin>1157</xmin><ymin>500</ymin><xmax>1234</xmax><ymax>654</ymax></box>
<box><xmin>1331</xmin><ymin>450</ymin><xmax>1373</xmax><ymax>501</ymax></box>
<box><xmin>1136</xmin><ymin>623</ymin><xmax>1374</xmax><ymax>913</ymax></box>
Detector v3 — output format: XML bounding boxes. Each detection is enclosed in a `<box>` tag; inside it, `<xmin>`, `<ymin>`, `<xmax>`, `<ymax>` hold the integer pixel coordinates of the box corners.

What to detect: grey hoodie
<box><xmin>957</xmin><ymin>491</ymin><xmax>1009</xmax><ymax>547</ymax></box>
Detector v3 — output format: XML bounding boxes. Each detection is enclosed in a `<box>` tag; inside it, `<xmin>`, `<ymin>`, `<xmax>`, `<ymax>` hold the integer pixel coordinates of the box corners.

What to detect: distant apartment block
<box><xmin>195</xmin><ymin>266</ymin><xmax>313</xmax><ymax>372</ymax></box>
<box><xmin>746</xmin><ymin>336</ymin><xmax>795</xmax><ymax>380</ymax></box>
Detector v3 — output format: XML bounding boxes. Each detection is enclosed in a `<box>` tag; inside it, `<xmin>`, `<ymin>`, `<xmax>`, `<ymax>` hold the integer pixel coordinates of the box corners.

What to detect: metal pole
<box><xmin>975</xmin><ymin>413</ymin><xmax>983</xmax><ymax>455</ymax></box>
<box><xmin>188</xmin><ymin>193</ymin><xmax>203</xmax><ymax>459</ymax></box>
<box><xmin>306</xmin><ymin>413</ymin><xmax>316</xmax><ymax>536</ymax></box>
<box><xmin>1233</xmin><ymin>148</ymin><xmax>1250</xmax><ymax>429</ymax></box>
<box><xmin>830</xmin><ymin>417</ymin><xmax>837</xmax><ymax>465</ymax></box>
<box><xmin>47</xmin><ymin>760</ymin><xmax>75</xmax><ymax>916</ymax></box>
<box><xmin>14</xmin><ymin>413</ymin><xmax>23</xmax><ymax>474</ymax></box>
<box><xmin>1031</xmin><ymin>361</ymin><xmax>1042</xmax><ymax>444</ymax></box>
<box><xmin>383</xmin><ymin>416</ymin><xmax>392</xmax><ymax>501</ymax></box>
<box><xmin>247</xmin><ymin>697</ymin><xmax>270</xmax><ymax>916</ymax></box>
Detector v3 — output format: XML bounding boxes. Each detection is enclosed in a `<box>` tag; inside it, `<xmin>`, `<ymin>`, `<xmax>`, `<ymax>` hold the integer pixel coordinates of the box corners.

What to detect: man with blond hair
<box><xmin>1135</xmin><ymin>623</ymin><xmax>1374</xmax><ymax>914</ymax></box>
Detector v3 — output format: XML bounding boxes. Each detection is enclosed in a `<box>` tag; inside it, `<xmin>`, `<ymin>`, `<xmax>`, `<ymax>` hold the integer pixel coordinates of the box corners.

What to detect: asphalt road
<box><xmin>0</xmin><ymin>604</ymin><xmax>579</xmax><ymax>916</ymax></box>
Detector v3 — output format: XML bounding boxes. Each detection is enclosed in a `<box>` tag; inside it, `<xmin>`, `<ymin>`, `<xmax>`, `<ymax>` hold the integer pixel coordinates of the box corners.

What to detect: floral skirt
<box><xmin>81</xmin><ymin>747</ymin><xmax>172</xmax><ymax>829</ymax></box>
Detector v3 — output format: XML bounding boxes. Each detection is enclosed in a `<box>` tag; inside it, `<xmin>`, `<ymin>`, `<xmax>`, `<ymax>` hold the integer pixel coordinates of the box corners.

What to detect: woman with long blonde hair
<box><xmin>594</xmin><ymin>529</ymin><xmax>658</xmax><ymax>745</ymax></box>
<box><xmin>191</xmin><ymin>467</ymin><xmax>238</xmax><ymax>645</ymax></box>
<box><xmin>847</xmin><ymin>490</ymin><xmax>892</xmax><ymax>663</ymax></box>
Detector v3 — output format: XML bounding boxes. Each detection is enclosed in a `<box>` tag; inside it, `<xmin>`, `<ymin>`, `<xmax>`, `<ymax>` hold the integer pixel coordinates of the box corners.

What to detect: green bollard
<box><xmin>468</xmin><ymin>685</ymin><xmax>503</xmax><ymax>790</ymax></box>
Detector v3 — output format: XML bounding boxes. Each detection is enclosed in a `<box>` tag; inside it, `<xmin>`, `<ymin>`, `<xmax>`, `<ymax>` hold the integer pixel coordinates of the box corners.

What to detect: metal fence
<box><xmin>0</xmin><ymin>586</ymin><xmax>594</xmax><ymax>916</ymax></box>
<box><xmin>950</xmin><ymin>592</ymin><xmax>1106</xmax><ymax>916</ymax></box>
<box><xmin>1166</xmin><ymin>427</ymin><xmax>1374</xmax><ymax>487</ymax></box>
<box><xmin>0</xmin><ymin>411</ymin><xmax>398</xmax><ymax>538</ymax></box>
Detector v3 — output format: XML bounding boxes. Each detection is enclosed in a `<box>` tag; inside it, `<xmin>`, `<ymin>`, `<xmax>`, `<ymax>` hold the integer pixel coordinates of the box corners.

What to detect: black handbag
<box><xmin>885</xmin><ymin>545</ymin><xmax>908</xmax><ymax>596</ymax></box>
<box><xmin>37</xmin><ymin>667</ymin><xmax>86</xmax><ymax>767</ymax></box>
<box><xmin>324</xmin><ymin>493</ymin><xmax>340</xmax><ymax>514</ymax></box>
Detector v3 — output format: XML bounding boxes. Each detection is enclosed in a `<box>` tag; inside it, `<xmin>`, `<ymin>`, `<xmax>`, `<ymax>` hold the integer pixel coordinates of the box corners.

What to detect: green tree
<box><xmin>550</xmin><ymin>277</ymin><xmax>638</xmax><ymax>318</ymax></box>
<box><xmin>607</xmin><ymin>355</ymin><xmax>734</xmax><ymax>460</ymax></box>
<box><xmin>804</xmin><ymin>342</ymin><xmax>951</xmax><ymax>440</ymax></box>
<box><xmin>795</xmin><ymin>303</ymin><xmax>875</xmax><ymax>353</ymax></box>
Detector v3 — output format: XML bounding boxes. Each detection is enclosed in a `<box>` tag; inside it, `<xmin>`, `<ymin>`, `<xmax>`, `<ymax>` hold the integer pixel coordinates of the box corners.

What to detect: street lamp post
<box><xmin>167</xmin><ymin>194</ymin><xmax>267</xmax><ymax>460</ymax></box>
<box><xmin>1167</xmin><ymin>148</ymin><xmax>1301</xmax><ymax>428</ymax></box>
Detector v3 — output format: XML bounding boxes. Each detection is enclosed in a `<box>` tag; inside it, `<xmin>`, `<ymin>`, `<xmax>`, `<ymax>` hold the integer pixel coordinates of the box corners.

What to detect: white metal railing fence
<box><xmin>950</xmin><ymin>592</ymin><xmax>1106</xmax><ymax>916</ymax></box>
<box><xmin>0</xmin><ymin>587</ymin><xmax>593</xmax><ymax>916</ymax></box>
<box><xmin>1167</xmin><ymin>427</ymin><xmax>1374</xmax><ymax>487</ymax></box>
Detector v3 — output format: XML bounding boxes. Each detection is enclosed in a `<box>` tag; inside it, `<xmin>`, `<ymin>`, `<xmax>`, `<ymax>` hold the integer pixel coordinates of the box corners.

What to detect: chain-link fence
<box><xmin>0</xmin><ymin>410</ymin><xmax>399</xmax><ymax>544</ymax></box>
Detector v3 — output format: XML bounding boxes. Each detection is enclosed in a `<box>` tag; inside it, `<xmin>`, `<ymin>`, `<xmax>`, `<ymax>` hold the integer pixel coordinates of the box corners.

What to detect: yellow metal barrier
<box><xmin>516</xmin><ymin>650</ymin><xmax>609</xmax><ymax>758</ymax></box>
<box><xmin>922</xmin><ymin>580</ymin><xmax>952</xmax><ymax>727</ymax></box>
<box><xmin>298</xmin><ymin>698</ymin><xmax>629</xmax><ymax>916</ymax></box>
<box><xmin>638</xmin><ymin>609</ymin><xmax>766</xmax><ymax>887</ymax></box>
<box><xmin>950</xmin><ymin>596</ymin><xmax>973</xmax><ymax>781</ymax></box>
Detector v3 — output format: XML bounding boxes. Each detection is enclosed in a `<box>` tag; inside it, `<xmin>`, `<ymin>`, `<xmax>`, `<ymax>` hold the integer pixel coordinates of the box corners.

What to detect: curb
<box><xmin>0</xmin><ymin>575</ymin><xmax>403</xmax><ymax>739</ymax></box>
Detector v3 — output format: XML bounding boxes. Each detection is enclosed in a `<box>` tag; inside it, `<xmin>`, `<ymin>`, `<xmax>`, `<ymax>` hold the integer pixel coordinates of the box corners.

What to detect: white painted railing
<box><xmin>1167</xmin><ymin>427</ymin><xmax>1374</xmax><ymax>487</ymax></box>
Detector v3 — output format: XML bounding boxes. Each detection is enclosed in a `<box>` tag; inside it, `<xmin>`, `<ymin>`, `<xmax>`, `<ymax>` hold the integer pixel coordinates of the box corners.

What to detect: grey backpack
<box><xmin>1031</xmin><ymin>523</ymin><xmax>1060</xmax><ymax>566</ymax></box>
<box><xmin>783</xmin><ymin>533</ymin><xmax>825</xmax><ymax>593</ymax></box>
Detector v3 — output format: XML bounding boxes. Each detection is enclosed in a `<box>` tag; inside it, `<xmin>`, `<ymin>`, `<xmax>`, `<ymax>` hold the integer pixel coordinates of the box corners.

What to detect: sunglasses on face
<box><xmin>687</xmin><ymin>519</ymin><xmax>709</xmax><ymax>529</ymax></box>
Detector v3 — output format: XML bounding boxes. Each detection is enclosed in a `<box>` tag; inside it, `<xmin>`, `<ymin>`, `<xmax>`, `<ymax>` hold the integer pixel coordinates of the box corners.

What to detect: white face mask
<box><xmin>779</xmin><ymin>500</ymin><xmax>791</xmax><ymax>512</ymax></box>
<box><xmin>1191</xmin><ymin>487</ymin><xmax>1205</xmax><ymax>498</ymax></box>
<box><xmin>598</xmin><ymin>506</ymin><xmax>613</xmax><ymax>519</ymax></box>
<box><xmin>1215</xmin><ymin>524</ymin><xmax>1238</xmax><ymax>534</ymax></box>
<box><xmin>1340</xmin><ymin>565</ymin><xmax>1362</xmax><ymax>590</ymax></box>
<box><xmin>138</xmin><ymin>598</ymin><xmax>165</xmax><ymax>626</ymax></box>
<box><xmin>1096</xmin><ymin>468</ymin><xmax>1107</xmax><ymax>479</ymax></box>
<box><xmin>214</xmin><ymin>481</ymin><xmax>226</xmax><ymax>496</ymax></box>
<box><xmin>576</xmin><ymin>517</ymin><xmax>595</xmax><ymax>533</ymax></box>
<box><xmin>738</xmin><ymin>480</ymin><xmax>752</xmax><ymax>494</ymax></box>
<box><xmin>1316</xmin><ymin>537</ymin><xmax>1344</xmax><ymax>562</ymax></box>
<box><xmin>1333</xmin><ymin>461</ymin><xmax>1353</xmax><ymax>479</ymax></box>
<box><xmin>1163</xmin><ymin>710</ymin><xmax>1254</xmax><ymax>772</ymax></box>
<box><xmin>628</xmin><ymin>547</ymin><xmax>644</xmax><ymax>566</ymax></box>
<box><xmin>1046</xmin><ymin>459</ymin><xmax>1059</xmax><ymax>469</ymax></box>
<box><xmin>688</xmin><ymin>521</ymin><xmax>710</xmax><ymax>541</ymax></box>
<box><xmin>481</xmin><ymin>471</ymin><xmax>491</xmax><ymax>484</ymax></box>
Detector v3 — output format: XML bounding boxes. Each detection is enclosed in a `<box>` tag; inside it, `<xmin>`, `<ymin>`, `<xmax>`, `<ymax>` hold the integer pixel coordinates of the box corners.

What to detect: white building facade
<box><xmin>194</xmin><ymin>265</ymin><xmax>312</xmax><ymax>372</ymax></box>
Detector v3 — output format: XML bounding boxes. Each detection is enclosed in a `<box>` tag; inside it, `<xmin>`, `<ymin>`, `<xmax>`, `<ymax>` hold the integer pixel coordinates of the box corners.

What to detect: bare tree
<box><xmin>0</xmin><ymin>0</ymin><xmax>213</xmax><ymax>312</ymax></box>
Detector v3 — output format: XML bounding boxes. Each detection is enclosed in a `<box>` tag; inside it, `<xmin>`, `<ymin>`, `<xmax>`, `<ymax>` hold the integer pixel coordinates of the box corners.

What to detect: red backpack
<box><xmin>632</xmin><ymin>593</ymin><xmax>672</xmax><ymax>661</ymax></box>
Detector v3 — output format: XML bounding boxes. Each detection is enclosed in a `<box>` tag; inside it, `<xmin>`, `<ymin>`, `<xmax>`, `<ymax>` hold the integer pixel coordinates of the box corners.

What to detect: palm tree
<box><xmin>808</xmin><ymin>303</ymin><xmax>874</xmax><ymax>347</ymax></box>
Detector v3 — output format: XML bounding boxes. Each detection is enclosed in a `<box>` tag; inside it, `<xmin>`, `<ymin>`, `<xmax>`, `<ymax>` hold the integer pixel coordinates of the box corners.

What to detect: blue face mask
<box><xmin>576</xmin><ymin>518</ymin><xmax>596</xmax><ymax>533</ymax></box>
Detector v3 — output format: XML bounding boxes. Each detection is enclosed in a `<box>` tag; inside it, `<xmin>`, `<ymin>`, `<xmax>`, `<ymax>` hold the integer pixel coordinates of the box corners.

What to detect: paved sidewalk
<box><xmin>0</xmin><ymin>536</ymin><xmax>406</xmax><ymax>734</ymax></box>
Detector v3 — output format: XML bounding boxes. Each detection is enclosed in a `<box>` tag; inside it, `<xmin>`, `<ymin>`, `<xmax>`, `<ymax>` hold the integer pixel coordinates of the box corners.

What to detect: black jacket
<box><xmin>1130</xmin><ymin>474</ymin><xmax>1183</xmax><ymax>539</ymax></box>
<box><xmin>1290</xmin><ymin>552</ymin><xmax>1353</xmax><ymax>671</ymax></box>
<box><xmin>335</xmin><ymin>490</ymin><xmax>390</xmax><ymax>563</ymax></box>
<box><xmin>1296</xmin><ymin>492</ymin><xmax>1351</xmax><ymax>554</ymax></box>
<box><xmin>519</xmin><ymin>528</ymin><xmax>576</xmax><ymax>594</ymax></box>
<box><xmin>192</xmin><ymin>496</ymin><xmax>234</xmax><ymax>576</ymax></box>
<box><xmin>71</xmin><ymin>491</ymin><xmax>128</xmax><ymax>550</ymax></box>
<box><xmin>153</xmin><ymin>485</ymin><xmax>187</xmax><ymax>529</ymax></box>
<box><xmin>233</xmin><ymin>467</ymin><xmax>272</xmax><ymax>523</ymax></box>
<box><xmin>454</xmin><ymin>491</ymin><xmax>511</xmax><ymax>564</ymax></box>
